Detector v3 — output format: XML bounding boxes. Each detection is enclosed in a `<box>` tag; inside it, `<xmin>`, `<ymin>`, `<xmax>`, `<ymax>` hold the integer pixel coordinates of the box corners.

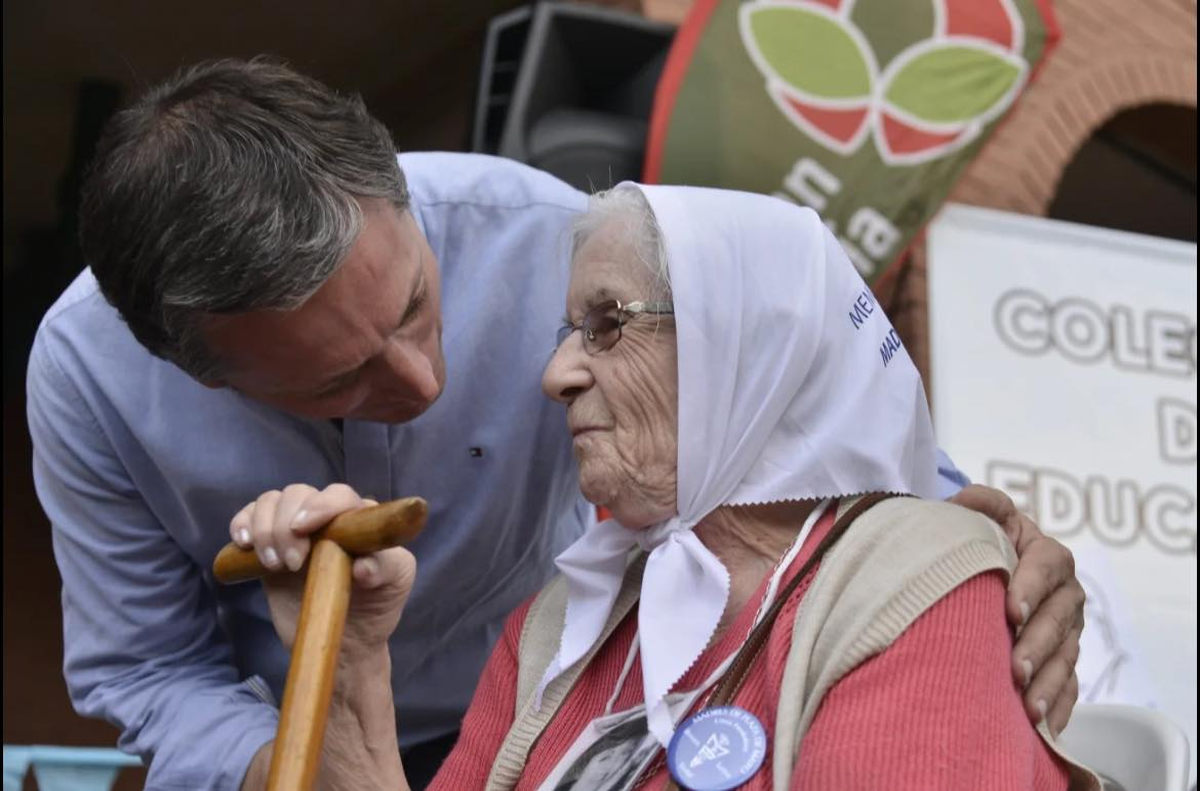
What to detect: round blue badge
<box><xmin>666</xmin><ymin>706</ymin><xmax>767</xmax><ymax>791</ymax></box>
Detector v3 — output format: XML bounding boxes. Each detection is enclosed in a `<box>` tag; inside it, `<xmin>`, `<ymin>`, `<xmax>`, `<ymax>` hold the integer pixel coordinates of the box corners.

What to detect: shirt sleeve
<box><xmin>26</xmin><ymin>337</ymin><xmax>279</xmax><ymax>791</ymax></box>
<box><xmin>791</xmin><ymin>572</ymin><xmax>1069</xmax><ymax>791</ymax></box>
<box><xmin>427</xmin><ymin>599</ymin><xmax>530</xmax><ymax>789</ymax></box>
<box><xmin>934</xmin><ymin>446</ymin><xmax>971</xmax><ymax>500</ymax></box>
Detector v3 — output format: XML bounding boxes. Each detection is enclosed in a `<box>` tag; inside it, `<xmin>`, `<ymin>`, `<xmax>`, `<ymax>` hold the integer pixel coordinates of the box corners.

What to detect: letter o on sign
<box><xmin>1053</xmin><ymin>298</ymin><xmax>1108</xmax><ymax>363</ymax></box>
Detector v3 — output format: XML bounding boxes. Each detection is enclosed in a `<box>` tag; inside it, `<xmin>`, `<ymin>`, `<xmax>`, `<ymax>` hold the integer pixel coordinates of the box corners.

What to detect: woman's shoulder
<box><xmin>833</xmin><ymin>495</ymin><xmax>1016</xmax><ymax>575</ymax></box>
<box><xmin>794</xmin><ymin>495</ymin><xmax>1019</xmax><ymax>667</ymax></box>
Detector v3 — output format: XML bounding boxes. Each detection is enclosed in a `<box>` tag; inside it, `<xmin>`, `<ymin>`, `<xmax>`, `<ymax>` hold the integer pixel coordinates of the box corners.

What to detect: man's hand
<box><xmin>229</xmin><ymin>483</ymin><xmax>417</xmax><ymax>658</ymax></box>
<box><xmin>950</xmin><ymin>484</ymin><xmax>1085</xmax><ymax>736</ymax></box>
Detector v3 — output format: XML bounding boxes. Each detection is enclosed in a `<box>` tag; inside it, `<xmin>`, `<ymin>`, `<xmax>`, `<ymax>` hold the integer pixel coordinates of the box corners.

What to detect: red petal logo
<box><xmin>879</xmin><ymin>110</ymin><xmax>967</xmax><ymax>156</ymax></box>
<box><xmin>943</xmin><ymin>0</ymin><xmax>1019</xmax><ymax>50</ymax></box>
<box><xmin>780</xmin><ymin>94</ymin><xmax>870</xmax><ymax>147</ymax></box>
<box><xmin>767</xmin><ymin>82</ymin><xmax>871</xmax><ymax>155</ymax></box>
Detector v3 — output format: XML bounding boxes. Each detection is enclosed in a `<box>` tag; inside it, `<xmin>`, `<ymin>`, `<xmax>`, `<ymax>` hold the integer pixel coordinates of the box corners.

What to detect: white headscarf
<box><xmin>537</xmin><ymin>184</ymin><xmax>939</xmax><ymax>746</ymax></box>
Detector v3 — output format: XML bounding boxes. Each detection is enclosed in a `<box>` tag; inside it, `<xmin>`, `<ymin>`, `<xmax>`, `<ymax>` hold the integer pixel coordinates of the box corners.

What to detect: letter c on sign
<box><xmin>995</xmin><ymin>290</ymin><xmax>1051</xmax><ymax>355</ymax></box>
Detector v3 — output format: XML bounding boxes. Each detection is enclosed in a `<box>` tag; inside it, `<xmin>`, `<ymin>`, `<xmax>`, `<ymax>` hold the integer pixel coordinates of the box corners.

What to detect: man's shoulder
<box><xmin>398</xmin><ymin>152</ymin><xmax>587</xmax><ymax>215</ymax></box>
<box><xmin>39</xmin><ymin>268</ymin><xmax>105</xmax><ymax>327</ymax></box>
<box><xmin>30</xmin><ymin>268</ymin><xmax>154</xmax><ymax>381</ymax></box>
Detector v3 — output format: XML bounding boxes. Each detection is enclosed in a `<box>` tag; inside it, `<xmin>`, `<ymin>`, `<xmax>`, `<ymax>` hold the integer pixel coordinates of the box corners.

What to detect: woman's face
<box><xmin>542</xmin><ymin>220</ymin><xmax>678</xmax><ymax>529</ymax></box>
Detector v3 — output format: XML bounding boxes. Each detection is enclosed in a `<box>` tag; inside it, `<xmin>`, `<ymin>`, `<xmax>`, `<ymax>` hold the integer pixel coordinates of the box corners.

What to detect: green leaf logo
<box><xmin>742</xmin><ymin>4</ymin><xmax>874</xmax><ymax>102</ymax></box>
<box><xmin>882</xmin><ymin>40</ymin><xmax>1025</xmax><ymax>126</ymax></box>
<box><xmin>739</xmin><ymin>0</ymin><xmax>1032</xmax><ymax>165</ymax></box>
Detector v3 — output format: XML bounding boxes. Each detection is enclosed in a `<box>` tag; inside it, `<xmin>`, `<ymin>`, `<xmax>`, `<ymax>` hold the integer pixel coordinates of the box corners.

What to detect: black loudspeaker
<box><xmin>471</xmin><ymin>5</ymin><xmax>534</xmax><ymax>155</ymax></box>
<box><xmin>495</xmin><ymin>2</ymin><xmax>675</xmax><ymax>191</ymax></box>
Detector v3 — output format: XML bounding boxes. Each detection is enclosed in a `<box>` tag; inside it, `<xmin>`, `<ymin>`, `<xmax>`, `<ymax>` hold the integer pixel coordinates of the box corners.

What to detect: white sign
<box><xmin>926</xmin><ymin>204</ymin><xmax>1197</xmax><ymax>783</ymax></box>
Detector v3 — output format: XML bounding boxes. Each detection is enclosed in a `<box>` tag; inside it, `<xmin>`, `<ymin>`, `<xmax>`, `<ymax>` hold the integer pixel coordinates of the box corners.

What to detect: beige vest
<box><xmin>485</xmin><ymin>497</ymin><xmax>1099</xmax><ymax>790</ymax></box>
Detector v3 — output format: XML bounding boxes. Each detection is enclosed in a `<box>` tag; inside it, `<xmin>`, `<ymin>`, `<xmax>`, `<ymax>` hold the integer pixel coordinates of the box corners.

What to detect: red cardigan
<box><xmin>431</xmin><ymin>508</ymin><xmax>1069</xmax><ymax>789</ymax></box>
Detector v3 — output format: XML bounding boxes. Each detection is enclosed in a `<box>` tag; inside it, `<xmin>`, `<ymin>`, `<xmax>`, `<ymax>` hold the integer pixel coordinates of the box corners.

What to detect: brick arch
<box><xmin>949</xmin><ymin>57</ymin><xmax>1197</xmax><ymax>217</ymax></box>
<box><xmin>882</xmin><ymin>0</ymin><xmax>1198</xmax><ymax>385</ymax></box>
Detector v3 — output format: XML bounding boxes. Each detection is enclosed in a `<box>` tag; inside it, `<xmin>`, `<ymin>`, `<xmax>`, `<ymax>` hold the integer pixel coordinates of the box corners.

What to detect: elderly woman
<box><xmin>238</xmin><ymin>184</ymin><xmax>1096</xmax><ymax>790</ymax></box>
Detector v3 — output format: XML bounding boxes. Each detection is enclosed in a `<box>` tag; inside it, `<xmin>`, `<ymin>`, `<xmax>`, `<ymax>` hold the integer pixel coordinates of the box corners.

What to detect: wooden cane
<box><xmin>213</xmin><ymin>497</ymin><xmax>428</xmax><ymax>791</ymax></box>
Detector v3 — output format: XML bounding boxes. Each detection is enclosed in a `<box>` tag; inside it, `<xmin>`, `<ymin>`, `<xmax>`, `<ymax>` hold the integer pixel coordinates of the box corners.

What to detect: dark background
<box><xmin>3</xmin><ymin>2</ymin><xmax>1195</xmax><ymax>789</ymax></box>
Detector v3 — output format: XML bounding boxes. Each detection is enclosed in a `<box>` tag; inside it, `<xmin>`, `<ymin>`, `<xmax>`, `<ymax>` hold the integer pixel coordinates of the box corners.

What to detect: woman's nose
<box><xmin>542</xmin><ymin>334</ymin><xmax>593</xmax><ymax>403</ymax></box>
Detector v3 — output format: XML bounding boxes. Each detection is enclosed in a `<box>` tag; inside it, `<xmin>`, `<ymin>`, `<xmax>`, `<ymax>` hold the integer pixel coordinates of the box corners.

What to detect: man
<box><xmin>27</xmin><ymin>57</ymin><xmax>1082</xmax><ymax>791</ymax></box>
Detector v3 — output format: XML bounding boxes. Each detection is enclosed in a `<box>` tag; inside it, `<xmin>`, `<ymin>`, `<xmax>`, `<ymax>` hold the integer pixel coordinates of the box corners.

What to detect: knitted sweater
<box><xmin>429</xmin><ymin>502</ymin><xmax>1072</xmax><ymax>789</ymax></box>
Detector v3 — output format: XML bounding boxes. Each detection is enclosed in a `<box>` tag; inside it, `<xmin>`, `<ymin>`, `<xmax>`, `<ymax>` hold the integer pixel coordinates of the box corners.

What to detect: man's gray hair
<box><xmin>79</xmin><ymin>56</ymin><xmax>408</xmax><ymax>380</ymax></box>
<box><xmin>571</xmin><ymin>185</ymin><xmax>671</xmax><ymax>301</ymax></box>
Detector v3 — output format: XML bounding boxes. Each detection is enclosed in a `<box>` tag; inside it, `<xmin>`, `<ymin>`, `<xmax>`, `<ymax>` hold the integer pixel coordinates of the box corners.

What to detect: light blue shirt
<box><xmin>27</xmin><ymin>152</ymin><xmax>968</xmax><ymax>790</ymax></box>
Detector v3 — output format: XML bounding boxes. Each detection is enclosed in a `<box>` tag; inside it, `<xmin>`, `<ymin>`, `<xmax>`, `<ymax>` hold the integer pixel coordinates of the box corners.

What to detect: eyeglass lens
<box><xmin>556</xmin><ymin>300</ymin><xmax>623</xmax><ymax>354</ymax></box>
<box><xmin>581</xmin><ymin>302</ymin><xmax>622</xmax><ymax>354</ymax></box>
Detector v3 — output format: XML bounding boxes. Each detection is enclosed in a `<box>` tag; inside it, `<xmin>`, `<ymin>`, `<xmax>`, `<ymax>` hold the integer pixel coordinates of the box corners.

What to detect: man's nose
<box><xmin>383</xmin><ymin>341</ymin><xmax>439</xmax><ymax>402</ymax></box>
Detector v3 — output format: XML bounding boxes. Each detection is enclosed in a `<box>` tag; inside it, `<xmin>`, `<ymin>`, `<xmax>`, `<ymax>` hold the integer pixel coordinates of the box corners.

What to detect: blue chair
<box><xmin>3</xmin><ymin>746</ymin><xmax>141</xmax><ymax>791</ymax></box>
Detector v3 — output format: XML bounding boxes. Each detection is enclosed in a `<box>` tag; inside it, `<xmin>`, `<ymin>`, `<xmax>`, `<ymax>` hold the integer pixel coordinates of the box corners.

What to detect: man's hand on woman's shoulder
<box><xmin>950</xmin><ymin>484</ymin><xmax>1085</xmax><ymax>737</ymax></box>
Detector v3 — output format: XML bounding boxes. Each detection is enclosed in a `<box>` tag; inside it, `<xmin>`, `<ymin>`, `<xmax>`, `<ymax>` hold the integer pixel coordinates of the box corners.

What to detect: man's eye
<box><xmin>400</xmin><ymin>289</ymin><xmax>428</xmax><ymax>328</ymax></box>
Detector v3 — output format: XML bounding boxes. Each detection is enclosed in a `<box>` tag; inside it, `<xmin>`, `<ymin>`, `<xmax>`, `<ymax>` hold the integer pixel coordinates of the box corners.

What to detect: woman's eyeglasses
<box><xmin>556</xmin><ymin>299</ymin><xmax>675</xmax><ymax>355</ymax></box>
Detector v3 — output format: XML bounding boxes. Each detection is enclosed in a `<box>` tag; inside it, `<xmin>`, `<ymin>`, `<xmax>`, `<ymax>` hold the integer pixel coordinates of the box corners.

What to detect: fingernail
<box><xmin>359</xmin><ymin>557</ymin><xmax>379</xmax><ymax>580</ymax></box>
<box><xmin>291</xmin><ymin>510</ymin><xmax>307</xmax><ymax>531</ymax></box>
<box><xmin>284</xmin><ymin>548</ymin><xmax>303</xmax><ymax>572</ymax></box>
<box><xmin>1036</xmin><ymin>698</ymin><xmax>1048</xmax><ymax>722</ymax></box>
<box><xmin>262</xmin><ymin>547</ymin><xmax>280</xmax><ymax>569</ymax></box>
<box><xmin>1021</xmin><ymin>659</ymin><xmax>1033</xmax><ymax>688</ymax></box>
<box><xmin>1019</xmin><ymin>600</ymin><xmax>1030</xmax><ymax>626</ymax></box>
<box><xmin>237</xmin><ymin>529</ymin><xmax>251</xmax><ymax>546</ymax></box>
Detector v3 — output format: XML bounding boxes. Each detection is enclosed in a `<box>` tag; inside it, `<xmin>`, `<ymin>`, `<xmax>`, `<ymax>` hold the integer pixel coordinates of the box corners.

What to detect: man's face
<box><xmin>203</xmin><ymin>198</ymin><xmax>446</xmax><ymax>423</ymax></box>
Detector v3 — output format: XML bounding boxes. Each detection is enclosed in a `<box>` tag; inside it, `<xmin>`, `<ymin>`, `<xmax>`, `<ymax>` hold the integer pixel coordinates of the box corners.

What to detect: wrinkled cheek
<box><xmin>576</xmin><ymin>460</ymin><xmax>612</xmax><ymax>504</ymax></box>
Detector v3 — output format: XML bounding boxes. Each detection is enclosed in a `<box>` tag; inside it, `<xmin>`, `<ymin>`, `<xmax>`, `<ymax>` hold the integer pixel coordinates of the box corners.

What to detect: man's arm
<box><xmin>28</xmin><ymin>338</ymin><xmax>279</xmax><ymax>791</ymax></box>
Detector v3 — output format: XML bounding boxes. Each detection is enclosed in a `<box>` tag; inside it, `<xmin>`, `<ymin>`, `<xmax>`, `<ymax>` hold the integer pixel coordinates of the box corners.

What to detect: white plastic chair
<box><xmin>1055</xmin><ymin>704</ymin><xmax>1190</xmax><ymax>791</ymax></box>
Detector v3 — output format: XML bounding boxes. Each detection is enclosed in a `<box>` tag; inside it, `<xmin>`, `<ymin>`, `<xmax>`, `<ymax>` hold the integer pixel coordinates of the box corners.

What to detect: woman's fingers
<box><xmin>230</xmin><ymin>501</ymin><xmax>256</xmax><ymax>548</ymax></box>
<box><xmin>342</xmin><ymin>547</ymin><xmax>418</xmax><ymax>657</ymax></box>
<box><xmin>249</xmin><ymin>490</ymin><xmax>284</xmax><ymax>570</ymax></box>
<box><xmin>271</xmin><ymin>484</ymin><xmax>318</xmax><ymax>571</ymax></box>
<box><xmin>286</xmin><ymin>483</ymin><xmax>370</xmax><ymax>537</ymax></box>
<box><xmin>229</xmin><ymin>483</ymin><xmax>372</xmax><ymax>573</ymax></box>
<box><xmin>352</xmin><ymin>547</ymin><xmax>415</xmax><ymax>593</ymax></box>
<box><xmin>243</xmin><ymin>484</ymin><xmax>399</xmax><ymax>656</ymax></box>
